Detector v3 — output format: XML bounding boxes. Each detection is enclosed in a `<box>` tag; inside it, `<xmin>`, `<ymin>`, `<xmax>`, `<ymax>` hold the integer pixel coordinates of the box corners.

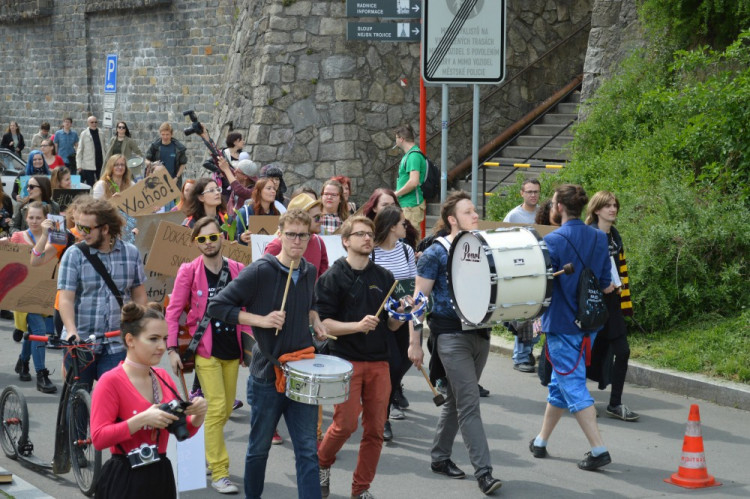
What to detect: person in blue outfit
<box><xmin>528</xmin><ymin>184</ymin><xmax>615</xmax><ymax>471</ymax></box>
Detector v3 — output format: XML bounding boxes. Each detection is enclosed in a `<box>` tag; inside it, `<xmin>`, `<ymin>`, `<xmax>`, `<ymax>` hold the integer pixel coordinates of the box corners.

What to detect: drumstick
<box><xmin>275</xmin><ymin>259</ymin><xmax>297</xmax><ymax>336</ymax></box>
<box><xmin>324</xmin><ymin>333</ymin><xmax>338</xmax><ymax>341</ymax></box>
<box><xmin>418</xmin><ymin>365</ymin><xmax>446</xmax><ymax>406</ymax></box>
<box><xmin>552</xmin><ymin>263</ymin><xmax>575</xmax><ymax>277</ymax></box>
<box><xmin>375</xmin><ymin>280</ymin><xmax>399</xmax><ymax>318</ymax></box>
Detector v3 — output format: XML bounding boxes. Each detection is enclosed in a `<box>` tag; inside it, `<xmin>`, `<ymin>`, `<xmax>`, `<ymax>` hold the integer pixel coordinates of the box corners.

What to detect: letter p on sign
<box><xmin>105</xmin><ymin>54</ymin><xmax>117</xmax><ymax>93</ymax></box>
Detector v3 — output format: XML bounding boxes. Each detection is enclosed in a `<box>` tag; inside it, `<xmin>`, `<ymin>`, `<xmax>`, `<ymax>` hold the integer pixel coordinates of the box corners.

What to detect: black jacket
<box><xmin>315</xmin><ymin>257</ymin><xmax>394</xmax><ymax>362</ymax></box>
<box><xmin>1</xmin><ymin>132</ymin><xmax>25</xmax><ymax>157</ymax></box>
<box><xmin>145</xmin><ymin>137</ymin><xmax>187</xmax><ymax>177</ymax></box>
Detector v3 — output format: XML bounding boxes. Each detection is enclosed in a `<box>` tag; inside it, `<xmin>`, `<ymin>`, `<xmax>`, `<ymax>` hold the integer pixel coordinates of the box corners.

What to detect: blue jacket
<box><xmin>542</xmin><ymin>219</ymin><xmax>611</xmax><ymax>335</ymax></box>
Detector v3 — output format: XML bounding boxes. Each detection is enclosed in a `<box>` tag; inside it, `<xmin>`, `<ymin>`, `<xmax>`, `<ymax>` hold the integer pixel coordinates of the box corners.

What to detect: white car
<box><xmin>0</xmin><ymin>149</ymin><xmax>24</xmax><ymax>199</ymax></box>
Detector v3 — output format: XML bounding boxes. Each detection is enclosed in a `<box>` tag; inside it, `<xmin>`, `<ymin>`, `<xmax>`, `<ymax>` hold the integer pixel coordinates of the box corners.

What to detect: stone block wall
<box><xmin>0</xmin><ymin>0</ymin><xmax>236</xmax><ymax>167</ymax></box>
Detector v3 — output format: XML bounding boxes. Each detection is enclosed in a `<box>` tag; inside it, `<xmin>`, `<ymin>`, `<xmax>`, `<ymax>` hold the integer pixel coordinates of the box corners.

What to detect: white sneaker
<box><xmin>389</xmin><ymin>407</ymin><xmax>405</xmax><ymax>420</ymax></box>
<box><xmin>211</xmin><ymin>477</ymin><xmax>239</xmax><ymax>494</ymax></box>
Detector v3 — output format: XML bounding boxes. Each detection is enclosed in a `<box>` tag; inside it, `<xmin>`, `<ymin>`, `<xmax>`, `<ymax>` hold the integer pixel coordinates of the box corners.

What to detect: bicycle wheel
<box><xmin>0</xmin><ymin>385</ymin><xmax>29</xmax><ymax>459</ymax></box>
<box><xmin>69</xmin><ymin>388</ymin><xmax>102</xmax><ymax>496</ymax></box>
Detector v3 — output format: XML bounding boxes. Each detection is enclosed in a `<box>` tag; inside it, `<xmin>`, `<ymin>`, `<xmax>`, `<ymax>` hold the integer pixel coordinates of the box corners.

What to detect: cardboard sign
<box><xmin>0</xmin><ymin>242</ymin><xmax>58</xmax><ymax>315</ymax></box>
<box><xmin>52</xmin><ymin>188</ymin><xmax>90</xmax><ymax>212</ymax></box>
<box><xmin>146</xmin><ymin>221</ymin><xmax>256</xmax><ymax>277</ymax></box>
<box><xmin>133</xmin><ymin>211</ymin><xmax>185</xmax><ymax>303</ymax></box>
<box><xmin>168</xmin><ymin>426</ymin><xmax>207</xmax><ymax>493</ymax></box>
<box><xmin>250</xmin><ymin>234</ymin><xmax>347</xmax><ymax>263</ymax></box>
<box><xmin>246</xmin><ymin>215</ymin><xmax>280</xmax><ymax>236</ymax></box>
<box><xmin>112</xmin><ymin>172</ymin><xmax>180</xmax><ymax>217</ymax></box>
<box><xmin>477</xmin><ymin>220</ymin><xmax>557</xmax><ymax>237</ymax></box>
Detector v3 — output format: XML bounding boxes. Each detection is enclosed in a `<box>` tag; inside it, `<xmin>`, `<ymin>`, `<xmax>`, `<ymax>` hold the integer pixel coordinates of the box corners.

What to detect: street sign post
<box><xmin>422</xmin><ymin>0</ymin><xmax>506</xmax><ymax>85</ymax></box>
<box><xmin>346</xmin><ymin>0</ymin><xmax>421</xmax><ymax>19</ymax></box>
<box><xmin>104</xmin><ymin>54</ymin><xmax>118</xmax><ymax>93</ymax></box>
<box><xmin>347</xmin><ymin>22</ymin><xmax>421</xmax><ymax>42</ymax></box>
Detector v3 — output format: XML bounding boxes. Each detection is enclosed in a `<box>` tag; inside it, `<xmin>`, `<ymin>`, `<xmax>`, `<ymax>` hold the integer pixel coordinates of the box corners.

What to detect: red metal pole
<box><xmin>419</xmin><ymin>47</ymin><xmax>427</xmax><ymax>238</ymax></box>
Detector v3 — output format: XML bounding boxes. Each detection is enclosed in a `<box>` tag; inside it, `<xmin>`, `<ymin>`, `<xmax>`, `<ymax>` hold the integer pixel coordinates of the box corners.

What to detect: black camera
<box><xmin>202</xmin><ymin>158</ymin><xmax>219</xmax><ymax>173</ymax></box>
<box><xmin>158</xmin><ymin>399</ymin><xmax>191</xmax><ymax>442</ymax></box>
<box><xmin>183</xmin><ymin>109</ymin><xmax>203</xmax><ymax>136</ymax></box>
<box><xmin>127</xmin><ymin>443</ymin><xmax>160</xmax><ymax>468</ymax></box>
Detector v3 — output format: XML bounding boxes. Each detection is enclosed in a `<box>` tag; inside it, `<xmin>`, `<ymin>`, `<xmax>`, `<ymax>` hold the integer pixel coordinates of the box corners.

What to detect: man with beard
<box><xmin>408</xmin><ymin>191</ymin><xmax>503</xmax><ymax>496</ymax></box>
<box><xmin>166</xmin><ymin>217</ymin><xmax>249</xmax><ymax>494</ymax></box>
<box><xmin>207</xmin><ymin>209</ymin><xmax>328</xmax><ymax>499</ymax></box>
<box><xmin>58</xmin><ymin>197</ymin><xmax>147</xmax><ymax>385</ymax></box>
<box><xmin>316</xmin><ymin>216</ymin><xmax>407</xmax><ymax>499</ymax></box>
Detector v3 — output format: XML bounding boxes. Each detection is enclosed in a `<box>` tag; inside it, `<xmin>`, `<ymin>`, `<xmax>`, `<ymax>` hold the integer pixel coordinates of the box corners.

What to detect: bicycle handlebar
<box><xmin>27</xmin><ymin>331</ymin><xmax>121</xmax><ymax>344</ymax></box>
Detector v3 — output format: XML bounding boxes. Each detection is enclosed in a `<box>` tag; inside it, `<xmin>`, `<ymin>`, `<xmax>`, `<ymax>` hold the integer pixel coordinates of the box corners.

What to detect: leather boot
<box><xmin>37</xmin><ymin>369</ymin><xmax>57</xmax><ymax>394</ymax></box>
<box><xmin>15</xmin><ymin>358</ymin><xmax>31</xmax><ymax>382</ymax></box>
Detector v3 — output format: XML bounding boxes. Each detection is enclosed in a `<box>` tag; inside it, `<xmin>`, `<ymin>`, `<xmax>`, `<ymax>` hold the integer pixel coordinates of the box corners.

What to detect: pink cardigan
<box><xmin>166</xmin><ymin>256</ymin><xmax>251</xmax><ymax>359</ymax></box>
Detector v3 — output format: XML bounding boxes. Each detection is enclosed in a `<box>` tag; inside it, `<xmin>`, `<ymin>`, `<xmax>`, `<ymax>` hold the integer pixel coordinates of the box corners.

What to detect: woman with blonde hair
<box><xmin>93</xmin><ymin>154</ymin><xmax>133</xmax><ymax>200</ymax></box>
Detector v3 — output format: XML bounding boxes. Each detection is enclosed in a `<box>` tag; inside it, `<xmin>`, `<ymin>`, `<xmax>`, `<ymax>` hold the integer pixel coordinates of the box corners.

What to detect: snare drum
<box><xmin>284</xmin><ymin>355</ymin><xmax>353</xmax><ymax>405</ymax></box>
<box><xmin>448</xmin><ymin>227</ymin><xmax>552</xmax><ymax>326</ymax></box>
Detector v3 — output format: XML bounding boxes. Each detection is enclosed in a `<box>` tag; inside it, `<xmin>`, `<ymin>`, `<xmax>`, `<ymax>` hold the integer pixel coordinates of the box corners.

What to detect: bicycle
<box><xmin>0</xmin><ymin>330</ymin><xmax>120</xmax><ymax>496</ymax></box>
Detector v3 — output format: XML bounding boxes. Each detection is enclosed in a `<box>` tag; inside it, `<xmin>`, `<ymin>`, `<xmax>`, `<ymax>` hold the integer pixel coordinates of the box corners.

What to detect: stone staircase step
<box><xmin>540</xmin><ymin>113</ymin><xmax>578</xmax><ymax>125</ymax></box>
<box><xmin>567</xmin><ymin>90</ymin><xmax>581</xmax><ymax>103</ymax></box>
<box><xmin>554</xmin><ymin>102</ymin><xmax>579</xmax><ymax>114</ymax></box>
<box><xmin>527</xmin><ymin>123</ymin><xmax>575</xmax><ymax>137</ymax></box>
<box><xmin>496</xmin><ymin>145</ymin><xmax>570</xmax><ymax>161</ymax></box>
<box><xmin>514</xmin><ymin>135</ymin><xmax>574</xmax><ymax>148</ymax></box>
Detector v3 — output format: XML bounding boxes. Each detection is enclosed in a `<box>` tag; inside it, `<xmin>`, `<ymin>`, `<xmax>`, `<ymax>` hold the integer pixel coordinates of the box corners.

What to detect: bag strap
<box><xmin>557</xmin><ymin>232</ymin><xmax>598</xmax><ymax>270</ymax></box>
<box><xmin>544</xmin><ymin>333</ymin><xmax>592</xmax><ymax>376</ymax></box>
<box><xmin>76</xmin><ymin>242</ymin><xmax>123</xmax><ymax>307</ymax></box>
<box><xmin>182</xmin><ymin>261</ymin><xmax>231</xmax><ymax>363</ymax></box>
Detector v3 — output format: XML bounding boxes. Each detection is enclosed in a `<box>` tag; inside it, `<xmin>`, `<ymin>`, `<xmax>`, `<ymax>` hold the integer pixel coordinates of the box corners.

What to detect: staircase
<box><xmin>424</xmin><ymin>90</ymin><xmax>580</xmax><ymax>230</ymax></box>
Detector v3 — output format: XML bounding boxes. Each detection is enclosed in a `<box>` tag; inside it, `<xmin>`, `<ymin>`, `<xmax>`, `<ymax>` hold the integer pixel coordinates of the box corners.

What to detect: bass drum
<box><xmin>448</xmin><ymin>227</ymin><xmax>552</xmax><ymax>327</ymax></box>
<box><xmin>285</xmin><ymin>355</ymin><xmax>353</xmax><ymax>405</ymax></box>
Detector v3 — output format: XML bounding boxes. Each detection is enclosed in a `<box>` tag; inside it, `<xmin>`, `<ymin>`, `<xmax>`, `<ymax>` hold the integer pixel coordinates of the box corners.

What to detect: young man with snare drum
<box><xmin>207</xmin><ymin>209</ymin><xmax>327</xmax><ymax>499</ymax></box>
<box><xmin>166</xmin><ymin>216</ymin><xmax>249</xmax><ymax>494</ymax></box>
<box><xmin>408</xmin><ymin>191</ymin><xmax>503</xmax><ymax>496</ymax></box>
<box><xmin>315</xmin><ymin>215</ymin><xmax>408</xmax><ymax>499</ymax></box>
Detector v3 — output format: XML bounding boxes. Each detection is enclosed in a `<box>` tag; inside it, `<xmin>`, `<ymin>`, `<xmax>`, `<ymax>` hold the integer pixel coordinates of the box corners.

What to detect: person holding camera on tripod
<box><xmin>92</xmin><ymin>302</ymin><xmax>207</xmax><ymax>498</ymax></box>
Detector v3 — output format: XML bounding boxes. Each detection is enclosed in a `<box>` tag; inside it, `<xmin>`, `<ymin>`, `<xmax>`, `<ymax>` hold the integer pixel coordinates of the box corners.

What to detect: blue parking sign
<box><xmin>105</xmin><ymin>54</ymin><xmax>117</xmax><ymax>93</ymax></box>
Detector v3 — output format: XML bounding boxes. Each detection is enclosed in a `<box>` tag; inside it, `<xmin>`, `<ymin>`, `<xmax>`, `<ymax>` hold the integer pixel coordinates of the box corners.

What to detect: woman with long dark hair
<box><xmin>372</xmin><ymin>205</ymin><xmax>417</xmax><ymax>442</ymax></box>
<box><xmin>331</xmin><ymin>175</ymin><xmax>357</xmax><ymax>215</ymax></box>
<box><xmin>182</xmin><ymin>177</ymin><xmax>226</xmax><ymax>229</ymax></box>
<box><xmin>1</xmin><ymin>121</ymin><xmax>25</xmax><ymax>158</ymax></box>
<box><xmin>11</xmin><ymin>176</ymin><xmax>60</xmax><ymax>233</ymax></box>
<box><xmin>362</xmin><ymin>188</ymin><xmax>418</xmax><ymax>250</ymax></box>
<box><xmin>236</xmin><ymin>177</ymin><xmax>280</xmax><ymax>244</ymax></box>
<box><xmin>319</xmin><ymin>180</ymin><xmax>348</xmax><ymax>235</ymax></box>
<box><xmin>40</xmin><ymin>138</ymin><xmax>65</xmax><ymax>169</ymax></box>
<box><xmin>104</xmin><ymin>121</ymin><xmax>143</xmax><ymax>165</ymax></box>
<box><xmin>91</xmin><ymin>302</ymin><xmax>207</xmax><ymax>498</ymax></box>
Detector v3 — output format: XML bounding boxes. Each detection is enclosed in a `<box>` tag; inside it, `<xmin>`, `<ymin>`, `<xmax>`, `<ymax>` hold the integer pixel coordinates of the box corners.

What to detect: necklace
<box><xmin>124</xmin><ymin>358</ymin><xmax>150</xmax><ymax>370</ymax></box>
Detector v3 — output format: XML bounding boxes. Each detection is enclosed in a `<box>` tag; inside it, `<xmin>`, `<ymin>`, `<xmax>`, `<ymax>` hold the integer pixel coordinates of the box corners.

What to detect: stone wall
<box><xmin>0</xmin><ymin>0</ymin><xmax>236</xmax><ymax>166</ymax></box>
<box><xmin>215</xmin><ymin>0</ymin><xmax>593</xmax><ymax>201</ymax></box>
<box><xmin>581</xmin><ymin>0</ymin><xmax>644</xmax><ymax>102</ymax></box>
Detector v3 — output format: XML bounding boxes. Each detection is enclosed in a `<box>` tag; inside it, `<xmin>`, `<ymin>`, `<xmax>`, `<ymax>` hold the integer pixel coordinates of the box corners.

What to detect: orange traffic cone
<box><xmin>664</xmin><ymin>404</ymin><xmax>721</xmax><ymax>489</ymax></box>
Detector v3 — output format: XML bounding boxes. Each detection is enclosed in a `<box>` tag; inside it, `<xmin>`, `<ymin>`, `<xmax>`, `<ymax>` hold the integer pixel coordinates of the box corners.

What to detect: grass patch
<box><xmin>630</xmin><ymin>310</ymin><xmax>750</xmax><ymax>383</ymax></box>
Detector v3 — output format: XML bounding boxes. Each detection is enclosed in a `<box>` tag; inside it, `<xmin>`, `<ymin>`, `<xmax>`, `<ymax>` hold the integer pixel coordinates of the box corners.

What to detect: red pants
<box><xmin>318</xmin><ymin>360</ymin><xmax>390</xmax><ymax>496</ymax></box>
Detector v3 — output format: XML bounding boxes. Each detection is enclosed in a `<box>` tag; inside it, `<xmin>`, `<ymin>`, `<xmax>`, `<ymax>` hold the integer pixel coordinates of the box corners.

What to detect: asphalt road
<box><xmin>1</xmin><ymin>320</ymin><xmax>747</xmax><ymax>498</ymax></box>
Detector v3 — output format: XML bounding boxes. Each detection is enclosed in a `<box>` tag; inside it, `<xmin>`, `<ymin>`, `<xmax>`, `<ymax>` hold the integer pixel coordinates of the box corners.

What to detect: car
<box><xmin>0</xmin><ymin>148</ymin><xmax>24</xmax><ymax>199</ymax></box>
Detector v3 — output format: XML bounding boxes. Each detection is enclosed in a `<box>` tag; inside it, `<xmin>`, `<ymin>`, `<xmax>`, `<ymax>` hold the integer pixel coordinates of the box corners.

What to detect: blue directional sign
<box><xmin>347</xmin><ymin>22</ymin><xmax>421</xmax><ymax>42</ymax></box>
<box><xmin>346</xmin><ymin>0</ymin><xmax>421</xmax><ymax>19</ymax></box>
<box><xmin>104</xmin><ymin>54</ymin><xmax>118</xmax><ymax>93</ymax></box>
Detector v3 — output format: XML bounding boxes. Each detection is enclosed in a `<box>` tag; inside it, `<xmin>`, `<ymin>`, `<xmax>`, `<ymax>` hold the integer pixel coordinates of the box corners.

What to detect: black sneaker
<box><xmin>392</xmin><ymin>385</ymin><xmax>409</xmax><ymax>409</ymax></box>
<box><xmin>430</xmin><ymin>459</ymin><xmax>466</xmax><ymax>479</ymax></box>
<box><xmin>577</xmin><ymin>451</ymin><xmax>611</xmax><ymax>471</ymax></box>
<box><xmin>0</xmin><ymin>309</ymin><xmax>13</xmax><ymax>320</ymax></box>
<box><xmin>477</xmin><ymin>472</ymin><xmax>502</xmax><ymax>495</ymax></box>
<box><xmin>319</xmin><ymin>466</ymin><xmax>330</xmax><ymax>498</ymax></box>
<box><xmin>478</xmin><ymin>384</ymin><xmax>490</xmax><ymax>397</ymax></box>
<box><xmin>16</xmin><ymin>358</ymin><xmax>31</xmax><ymax>382</ymax></box>
<box><xmin>528</xmin><ymin>438</ymin><xmax>547</xmax><ymax>458</ymax></box>
<box><xmin>37</xmin><ymin>369</ymin><xmax>57</xmax><ymax>394</ymax></box>
<box><xmin>529</xmin><ymin>351</ymin><xmax>536</xmax><ymax>366</ymax></box>
<box><xmin>606</xmin><ymin>404</ymin><xmax>640</xmax><ymax>422</ymax></box>
<box><xmin>513</xmin><ymin>362</ymin><xmax>535</xmax><ymax>373</ymax></box>
<box><xmin>13</xmin><ymin>328</ymin><xmax>23</xmax><ymax>342</ymax></box>
<box><xmin>383</xmin><ymin>421</ymin><xmax>393</xmax><ymax>442</ymax></box>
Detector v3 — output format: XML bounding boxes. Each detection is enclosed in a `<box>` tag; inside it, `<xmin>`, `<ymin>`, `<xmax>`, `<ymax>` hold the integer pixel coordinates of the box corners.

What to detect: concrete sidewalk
<box><xmin>0</xmin><ymin>466</ymin><xmax>54</xmax><ymax>499</ymax></box>
<box><xmin>489</xmin><ymin>334</ymin><xmax>750</xmax><ymax>411</ymax></box>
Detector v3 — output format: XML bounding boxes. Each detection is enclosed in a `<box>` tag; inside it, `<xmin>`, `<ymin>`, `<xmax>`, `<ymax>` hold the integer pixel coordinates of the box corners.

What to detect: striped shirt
<box><xmin>371</xmin><ymin>241</ymin><xmax>416</xmax><ymax>280</ymax></box>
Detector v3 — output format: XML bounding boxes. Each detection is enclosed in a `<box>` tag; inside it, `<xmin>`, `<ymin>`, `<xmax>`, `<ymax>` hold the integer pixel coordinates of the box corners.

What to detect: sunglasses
<box><xmin>27</xmin><ymin>184</ymin><xmax>39</xmax><ymax>190</ymax></box>
<box><xmin>194</xmin><ymin>233</ymin><xmax>222</xmax><ymax>244</ymax></box>
<box><xmin>76</xmin><ymin>223</ymin><xmax>104</xmax><ymax>234</ymax></box>
<box><xmin>117</xmin><ymin>125</ymin><xmax>126</xmax><ymax>129</ymax></box>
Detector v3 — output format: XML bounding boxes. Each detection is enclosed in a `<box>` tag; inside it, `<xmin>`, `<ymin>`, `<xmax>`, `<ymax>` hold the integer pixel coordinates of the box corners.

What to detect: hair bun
<box><xmin>121</xmin><ymin>302</ymin><xmax>145</xmax><ymax>324</ymax></box>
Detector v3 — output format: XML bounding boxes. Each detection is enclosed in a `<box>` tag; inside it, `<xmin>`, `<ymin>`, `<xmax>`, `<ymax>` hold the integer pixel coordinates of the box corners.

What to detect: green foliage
<box><xmin>640</xmin><ymin>0</ymin><xmax>750</xmax><ymax>49</ymax></box>
<box><xmin>630</xmin><ymin>310</ymin><xmax>750</xmax><ymax>383</ymax></box>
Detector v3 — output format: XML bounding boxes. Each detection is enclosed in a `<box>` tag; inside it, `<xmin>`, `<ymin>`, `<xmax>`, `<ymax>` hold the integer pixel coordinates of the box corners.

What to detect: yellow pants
<box><xmin>14</xmin><ymin>311</ymin><xmax>27</xmax><ymax>331</ymax></box>
<box><xmin>195</xmin><ymin>355</ymin><xmax>240</xmax><ymax>480</ymax></box>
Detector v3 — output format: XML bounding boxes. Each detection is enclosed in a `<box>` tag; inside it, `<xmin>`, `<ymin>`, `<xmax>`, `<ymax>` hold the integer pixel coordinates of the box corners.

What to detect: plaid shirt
<box><xmin>319</xmin><ymin>213</ymin><xmax>342</xmax><ymax>236</ymax></box>
<box><xmin>58</xmin><ymin>239</ymin><xmax>146</xmax><ymax>354</ymax></box>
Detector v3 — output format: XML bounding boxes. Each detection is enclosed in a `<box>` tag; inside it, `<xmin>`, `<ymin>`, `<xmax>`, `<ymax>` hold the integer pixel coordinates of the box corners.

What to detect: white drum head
<box><xmin>286</xmin><ymin>355</ymin><xmax>352</xmax><ymax>377</ymax></box>
<box><xmin>449</xmin><ymin>231</ymin><xmax>493</xmax><ymax>325</ymax></box>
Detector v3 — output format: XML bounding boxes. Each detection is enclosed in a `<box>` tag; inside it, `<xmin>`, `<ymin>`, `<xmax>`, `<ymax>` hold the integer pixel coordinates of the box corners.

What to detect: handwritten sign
<box><xmin>52</xmin><ymin>188</ymin><xmax>90</xmax><ymax>212</ymax></box>
<box><xmin>0</xmin><ymin>242</ymin><xmax>58</xmax><ymax>315</ymax></box>
<box><xmin>133</xmin><ymin>212</ymin><xmax>185</xmax><ymax>303</ymax></box>
<box><xmin>113</xmin><ymin>172</ymin><xmax>180</xmax><ymax>217</ymax></box>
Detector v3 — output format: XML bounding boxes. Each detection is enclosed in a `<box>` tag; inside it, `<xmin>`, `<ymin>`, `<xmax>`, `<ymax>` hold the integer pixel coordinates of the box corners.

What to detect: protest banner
<box><xmin>52</xmin><ymin>188</ymin><xmax>90</xmax><ymax>212</ymax></box>
<box><xmin>246</xmin><ymin>215</ymin><xmax>279</xmax><ymax>236</ymax></box>
<box><xmin>112</xmin><ymin>172</ymin><xmax>180</xmax><ymax>217</ymax></box>
<box><xmin>133</xmin><ymin>212</ymin><xmax>184</xmax><ymax>303</ymax></box>
<box><xmin>0</xmin><ymin>242</ymin><xmax>58</xmax><ymax>315</ymax></box>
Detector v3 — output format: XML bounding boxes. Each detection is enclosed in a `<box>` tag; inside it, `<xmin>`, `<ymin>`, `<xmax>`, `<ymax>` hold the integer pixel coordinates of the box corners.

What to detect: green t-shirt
<box><xmin>396</xmin><ymin>145</ymin><xmax>426</xmax><ymax>208</ymax></box>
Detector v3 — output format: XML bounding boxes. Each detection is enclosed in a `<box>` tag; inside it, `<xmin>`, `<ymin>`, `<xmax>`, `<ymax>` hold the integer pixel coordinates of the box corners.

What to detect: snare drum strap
<box><xmin>273</xmin><ymin>346</ymin><xmax>316</xmax><ymax>393</ymax></box>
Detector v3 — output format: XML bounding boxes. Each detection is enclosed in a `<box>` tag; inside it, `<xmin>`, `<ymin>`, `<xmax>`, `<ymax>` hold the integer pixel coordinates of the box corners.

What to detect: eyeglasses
<box><xmin>524</xmin><ymin>190</ymin><xmax>540</xmax><ymax>195</ymax></box>
<box><xmin>89</xmin><ymin>121</ymin><xmax>98</xmax><ymax>124</ymax></box>
<box><xmin>114</xmin><ymin>162</ymin><xmax>127</xmax><ymax>167</ymax></box>
<box><xmin>202</xmin><ymin>187</ymin><xmax>222</xmax><ymax>195</ymax></box>
<box><xmin>76</xmin><ymin>223</ymin><xmax>104</xmax><ymax>234</ymax></box>
<box><xmin>27</xmin><ymin>184</ymin><xmax>39</xmax><ymax>190</ymax></box>
<box><xmin>194</xmin><ymin>233</ymin><xmax>222</xmax><ymax>244</ymax></box>
<box><xmin>41</xmin><ymin>144</ymin><xmax>52</xmax><ymax>147</ymax></box>
<box><xmin>311</xmin><ymin>215</ymin><xmax>322</xmax><ymax>222</ymax></box>
<box><xmin>401</xmin><ymin>221</ymin><xmax>408</xmax><ymax>228</ymax></box>
<box><xmin>283</xmin><ymin>232</ymin><xmax>310</xmax><ymax>241</ymax></box>
<box><xmin>116</xmin><ymin>125</ymin><xmax>126</xmax><ymax>129</ymax></box>
<box><xmin>322</xmin><ymin>192</ymin><xmax>340</xmax><ymax>198</ymax></box>
<box><xmin>350</xmin><ymin>231</ymin><xmax>374</xmax><ymax>239</ymax></box>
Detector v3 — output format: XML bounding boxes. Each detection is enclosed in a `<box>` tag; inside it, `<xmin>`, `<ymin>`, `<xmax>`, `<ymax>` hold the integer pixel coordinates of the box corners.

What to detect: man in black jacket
<box><xmin>207</xmin><ymin>209</ymin><xmax>327</xmax><ymax>499</ymax></box>
<box><xmin>316</xmin><ymin>215</ymin><xmax>407</xmax><ymax>499</ymax></box>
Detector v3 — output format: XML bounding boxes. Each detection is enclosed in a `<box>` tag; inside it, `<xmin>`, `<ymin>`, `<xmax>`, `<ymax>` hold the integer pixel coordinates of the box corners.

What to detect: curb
<box><xmin>0</xmin><ymin>466</ymin><xmax>54</xmax><ymax>499</ymax></box>
<box><xmin>488</xmin><ymin>335</ymin><xmax>750</xmax><ymax>411</ymax></box>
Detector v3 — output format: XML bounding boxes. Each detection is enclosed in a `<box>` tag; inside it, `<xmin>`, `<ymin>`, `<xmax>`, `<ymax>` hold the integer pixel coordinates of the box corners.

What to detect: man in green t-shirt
<box><xmin>394</xmin><ymin>124</ymin><xmax>426</xmax><ymax>230</ymax></box>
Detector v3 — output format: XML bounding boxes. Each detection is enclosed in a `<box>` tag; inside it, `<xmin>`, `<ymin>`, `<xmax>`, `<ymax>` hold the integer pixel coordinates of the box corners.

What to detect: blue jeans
<box><xmin>19</xmin><ymin>314</ymin><xmax>53</xmax><ymax>372</ymax></box>
<box><xmin>245</xmin><ymin>375</ymin><xmax>320</xmax><ymax>499</ymax></box>
<box><xmin>65</xmin><ymin>347</ymin><xmax>126</xmax><ymax>388</ymax></box>
<box><xmin>512</xmin><ymin>333</ymin><xmax>540</xmax><ymax>364</ymax></box>
<box><xmin>546</xmin><ymin>332</ymin><xmax>597</xmax><ymax>413</ymax></box>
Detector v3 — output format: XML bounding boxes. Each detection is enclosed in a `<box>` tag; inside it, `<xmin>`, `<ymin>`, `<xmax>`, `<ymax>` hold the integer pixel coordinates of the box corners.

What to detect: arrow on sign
<box><xmin>412</xmin><ymin>4</ymin><xmax>420</xmax><ymax>12</ymax></box>
<box><xmin>412</xmin><ymin>27</ymin><xmax>420</xmax><ymax>35</ymax></box>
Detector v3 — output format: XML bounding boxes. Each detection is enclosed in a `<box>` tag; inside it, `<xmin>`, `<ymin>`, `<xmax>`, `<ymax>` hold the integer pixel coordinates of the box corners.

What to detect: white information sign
<box><xmin>251</xmin><ymin>235</ymin><xmax>347</xmax><ymax>264</ymax></box>
<box><xmin>422</xmin><ymin>0</ymin><xmax>506</xmax><ymax>84</ymax></box>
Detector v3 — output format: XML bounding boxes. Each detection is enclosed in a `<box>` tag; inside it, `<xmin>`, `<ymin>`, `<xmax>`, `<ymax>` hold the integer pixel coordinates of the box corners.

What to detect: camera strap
<box><xmin>150</xmin><ymin>368</ymin><xmax>185</xmax><ymax>403</ymax></box>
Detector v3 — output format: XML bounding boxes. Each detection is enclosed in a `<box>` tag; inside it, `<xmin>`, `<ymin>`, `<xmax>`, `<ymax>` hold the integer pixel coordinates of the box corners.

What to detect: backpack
<box><xmin>407</xmin><ymin>150</ymin><xmax>440</xmax><ymax>201</ymax></box>
<box><xmin>558</xmin><ymin>233</ymin><xmax>609</xmax><ymax>331</ymax></box>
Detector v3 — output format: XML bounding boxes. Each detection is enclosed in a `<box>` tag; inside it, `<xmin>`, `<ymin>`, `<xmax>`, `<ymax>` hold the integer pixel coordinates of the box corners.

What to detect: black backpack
<box><xmin>558</xmin><ymin>234</ymin><xmax>609</xmax><ymax>331</ymax></box>
<box><xmin>407</xmin><ymin>150</ymin><xmax>439</xmax><ymax>201</ymax></box>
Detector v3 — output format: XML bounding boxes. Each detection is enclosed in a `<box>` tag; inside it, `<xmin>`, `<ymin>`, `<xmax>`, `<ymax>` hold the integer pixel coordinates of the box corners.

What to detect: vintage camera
<box><xmin>127</xmin><ymin>443</ymin><xmax>160</xmax><ymax>469</ymax></box>
<box><xmin>159</xmin><ymin>399</ymin><xmax>191</xmax><ymax>442</ymax></box>
<box><xmin>182</xmin><ymin>109</ymin><xmax>203</xmax><ymax>136</ymax></box>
